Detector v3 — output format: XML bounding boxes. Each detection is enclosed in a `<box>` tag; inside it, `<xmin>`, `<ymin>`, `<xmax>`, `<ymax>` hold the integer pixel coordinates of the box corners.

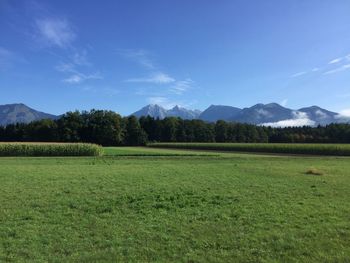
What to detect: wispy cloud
<box><xmin>120</xmin><ymin>48</ymin><xmax>197</xmax><ymax>107</ymax></box>
<box><xmin>56</xmin><ymin>62</ymin><xmax>75</xmax><ymax>73</ymax></box>
<box><xmin>72</xmin><ymin>50</ymin><xmax>91</xmax><ymax>66</ymax></box>
<box><xmin>57</xmin><ymin>62</ymin><xmax>102</xmax><ymax>84</ymax></box>
<box><xmin>63</xmin><ymin>75</ymin><xmax>82</xmax><ymax>83</ymax></box>
<box><xmin>291</xmin><ymin>53</ymin><xmax>350</xmax><ymax>78</ymax></box>
<box><xmin>117</xmin><ymin>48</ymin><xmax>155</xmax><ymax>69</ymax></box>
<box><xmin>291</xmin><ymin>71</ymin><xmax>307</xmax><ymax>78</ymax></box>
<box><xmin>170</xmin><ymin>79</ymin><xmax>194</xmax><ymax>95</ymax></box>
<box><xmin>323</xmin><ymin>54</ymin><xmax>350</xmax><ymax>74</ymax></box>
<box><xmin>63</xmin><ymin>72</ymin><xmax>102</xmax><ymax>84</ymax></box>
<box><xmin>328</xmin><ymin>57</ymin><xmax>343</xmax><ymax>64</ymax></box>
<box><xmin>324</xmin><ymin>64</ymin><xmax>350</xmax><ymax>75</ymax></box>
<box><xmin>35</xmin><ymin>17</ymin><xmax>76</xmax><ymax>48</ymax></box>
<box><xmin>126</xmin><ymin>72</ymin><xmax>175</xmax><ymax>84</ymax></box>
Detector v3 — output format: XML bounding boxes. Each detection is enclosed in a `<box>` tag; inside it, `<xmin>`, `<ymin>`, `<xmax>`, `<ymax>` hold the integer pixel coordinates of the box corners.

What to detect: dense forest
<box><xmin>0</xmin><ymin>110</ymin><xmax>349</xmax><ymax>145</ymax></box>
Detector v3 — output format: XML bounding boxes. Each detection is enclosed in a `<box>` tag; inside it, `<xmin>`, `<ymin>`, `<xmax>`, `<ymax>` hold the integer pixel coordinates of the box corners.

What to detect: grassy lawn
<box><xmin>0</xmin><ymin>147</ymin><xmax>349</xmax><ymax>262</ymax></box>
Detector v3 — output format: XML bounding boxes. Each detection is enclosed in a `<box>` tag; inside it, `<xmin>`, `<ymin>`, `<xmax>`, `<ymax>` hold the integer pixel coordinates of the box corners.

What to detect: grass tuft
<box><xmin>306</xmin><ymin>168</ymin><xmax>324</xmax><ymax>176</ymax></box>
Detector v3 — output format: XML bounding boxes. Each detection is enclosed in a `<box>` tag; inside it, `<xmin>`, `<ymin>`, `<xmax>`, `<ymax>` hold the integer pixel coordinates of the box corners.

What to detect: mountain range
<box><xmin>133</xmin><ymin>103</ymin><xmax>347</xmax><ymax>127</ymax></box>
<box><xmin>0</xmin><ymin>103</ymin><xmax>348</xmax><ymax>127</ymax></box>
<box><xmin>132</xmin><ymin>104</ymin><xmax>202</xmax><ymax>120</ymax></box>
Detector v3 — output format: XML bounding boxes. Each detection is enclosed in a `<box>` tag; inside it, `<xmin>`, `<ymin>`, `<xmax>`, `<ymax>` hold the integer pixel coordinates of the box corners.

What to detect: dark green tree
<box><xmin>124</xmin><ymin>116</ymin><xmax>147</xmax><ymax>146</ymax></box>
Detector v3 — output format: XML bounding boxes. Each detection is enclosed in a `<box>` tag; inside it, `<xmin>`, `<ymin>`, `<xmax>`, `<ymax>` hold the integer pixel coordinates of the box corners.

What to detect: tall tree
<box><xmin>124</xmin><ymin>116</ymin><xmax>147</xmax><ymax>146</ymax></box>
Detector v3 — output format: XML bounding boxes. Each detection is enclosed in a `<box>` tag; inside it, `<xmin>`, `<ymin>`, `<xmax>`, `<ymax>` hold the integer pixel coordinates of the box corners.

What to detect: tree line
<box><xmin>0</xmin><ymin>110</ymin><xmax>349</xmax><ymax>145</ymax></box>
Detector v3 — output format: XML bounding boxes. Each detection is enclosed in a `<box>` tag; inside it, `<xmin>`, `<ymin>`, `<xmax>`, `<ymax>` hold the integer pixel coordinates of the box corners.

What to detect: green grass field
<box><xmin>1</xmin><ymin>147</ymin><xmax>349</xmax><ymax>262</ymax></box>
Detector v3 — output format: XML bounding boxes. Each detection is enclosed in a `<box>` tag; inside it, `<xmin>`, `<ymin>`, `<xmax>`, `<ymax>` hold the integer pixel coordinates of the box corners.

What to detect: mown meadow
<box><xmin>0</xmin><ymin>146</ymin><xmax>349</xmax><ymax>262</ymax></box>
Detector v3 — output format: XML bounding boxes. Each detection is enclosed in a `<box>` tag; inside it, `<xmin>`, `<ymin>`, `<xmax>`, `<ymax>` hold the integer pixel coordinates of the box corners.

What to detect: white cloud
<box><xmin>35</xmin><ymin>17</ymin><xmax>76</xmax><ymax>48</ymax></box>
<box><xmin>126</xmin><ymin>72</ymin><xmax>175</xmax><ymax>84</ymax></box>
<box><xmin>72</xmin><ymin>50</ymin><xmax>90</xmax><ymax>66</ymax></box>
<box><xmin>280</xmin><ymin>99</ymin><xmax>288</xmax><ymax>107</ymax></box>
<box><xmin>63</xmin><ymin>72</ymin><xmax>102</xmax><ymax>84</ymax></box>
<box><xmin>117</xmin><ymin>49</ymin><xmax>155</xmax><ymax>69</ymax></box>
<box><xmin>339</xmin><ymin>109</ymin><xmax>350</xmax><ymax>117</ymax></box>
<box><xmin>329</xmin><ymin>57</ymin><xmax>342</xmax><ymax>64</ymax></box>
<box><xmin>324</xmin><ymin>64</ymin><xmax>350</xmax><ymax>75</ymax></box>
<box><xmin>57</xmin><ymin>60</ymin><xmax>102</xmax><ymax>84</ymax></box>
<box><xmin>261</xmin><ymin>111</ymin><xmax>315</xmax><ymax>128</ymax></box>
<box><xmin>63</xmin><ymin>74</ymin><xmax>82</xmax><ymax>83</ymax></box>
<box><xmin>290</xmin><ymin>52</ymin><xmax>350</xmax><ymax>78</ymax></box>
<box><xmin>120</xmin><ymin>48</ymin><xmax>195</xmax><ymax>101</ymax></box>
<box><xmin>170</xmin><ymin>79</ymin><xmax>194</xmax><ymax>95</ymax></box>
<box><xmin>56</xmin><ymin>62</ymin><xmax>75</xmax><ymax>73</ymax></box>
<box><xmin>335</xmin><ymin>109</ymin><xmax>350</xmax><ymax>122</ymax></box>
<box><xmin>291</xmin><ymin>71</ymin><xmax>307</xmax><ymax>78</ymax></box>
<box><xmin>315</xmin><ymin>109</ymin><xmax>328</xmax><ymax>119</ymax></box>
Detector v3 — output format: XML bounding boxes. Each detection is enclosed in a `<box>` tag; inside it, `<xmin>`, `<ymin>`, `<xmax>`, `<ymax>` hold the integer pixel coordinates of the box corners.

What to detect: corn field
<box><xmin>0</xmin><ymin>143</ymin><xmax>103</xmax><ymax>156</ymax></box>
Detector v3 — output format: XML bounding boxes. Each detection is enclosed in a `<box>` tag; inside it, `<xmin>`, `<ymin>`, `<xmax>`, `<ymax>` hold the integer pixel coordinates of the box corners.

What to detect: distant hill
<box><xmin>199</xmin><ymin>105</ymin><xmax>241</xmax><ymax>122</ymax></box>
<box><xmin>231</xmin><ymin>103</ymin><xmax>294</xmax><ymax>124</ymax></box>
<box><xmin>298</xmin><ymin>106</ymin><xmax>338</xmax><ymax>126</ymax></box>
<box><xmin>0</xmin><ymin>103</ymin><xmax>57</xmax><ymax>126</ymax></box>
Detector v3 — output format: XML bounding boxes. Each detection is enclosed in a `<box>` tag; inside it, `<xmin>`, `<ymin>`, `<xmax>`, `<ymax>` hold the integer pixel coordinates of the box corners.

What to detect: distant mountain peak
<box><xmin>132</xmin><ymin>104</ymin><xmax>167</xmax><ymax>119</ymax></box>
<box><xmin>199</xmin><ymin>105</ymin><xmax>241</xmax><ymax>122</ymax></box>
<box><xmin>0</xmin><ymin>103</ymin><xmax>57</xmax><ymax>126</ymax></box>
<box><xmin>132</xmin><ymin>104</ymin><xmax>201</xmax><ymax>120</ymax></box>
<box><xmin>232</xmin><ymin>103</ymin><xmax>295</xmax><ymax>124</ymax></box>
<box><xmin>298</xmin><ymin>106</ymin><xmax>338</xmax><ymax>125</ymax></box>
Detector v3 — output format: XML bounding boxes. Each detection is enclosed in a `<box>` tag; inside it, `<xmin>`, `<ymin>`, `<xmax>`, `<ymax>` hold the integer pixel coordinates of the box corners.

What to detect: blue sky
<box><xmin>1</xmin><ymin>0</ymin><xmax>350</xmax><ymax>116</ymax></box>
